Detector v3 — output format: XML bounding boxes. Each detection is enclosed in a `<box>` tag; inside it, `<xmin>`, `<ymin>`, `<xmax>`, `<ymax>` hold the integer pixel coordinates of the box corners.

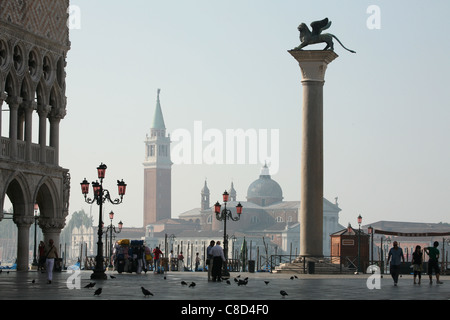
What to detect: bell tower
<box><xmin>143</xmin><ymin>89</ymin><xmax>172</xmax><ymax>227</ymax></box>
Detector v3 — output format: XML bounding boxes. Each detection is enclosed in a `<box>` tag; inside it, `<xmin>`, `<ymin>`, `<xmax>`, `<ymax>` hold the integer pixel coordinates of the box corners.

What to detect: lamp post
<box><xmin>80</xmin><ymin>163</ymin><xmax>126</xmax><ymax>280</ymax></box>
<box><xmin>214</xmin><ymin>191</ymin><xmax>243</xmax><ymax>277</ymax></box>
<box><xmin>32</xmin><ymin>204</ymin><xmax>39</xmax><ymax>267</ymax></box>
<box><xmin>367</xmin><ymin>225</ymin><xmax>374</xmax><ymax>267</ymax></box>
<box><xmin>357</xmin><ymin>214</ymin><xmax>362</xmax><ymax>273</ymax></box>
<box><xmin>104</xmin><ymin>210</ymin><xmax>123</xmax><ymax>269</ymax></box>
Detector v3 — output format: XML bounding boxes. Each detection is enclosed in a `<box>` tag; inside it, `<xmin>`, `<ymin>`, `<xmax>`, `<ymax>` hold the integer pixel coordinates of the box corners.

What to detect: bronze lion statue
<box><xmin>293</xmin><ymin>18</ymin><xmax>356</xmax><ymax>53</ymax></box>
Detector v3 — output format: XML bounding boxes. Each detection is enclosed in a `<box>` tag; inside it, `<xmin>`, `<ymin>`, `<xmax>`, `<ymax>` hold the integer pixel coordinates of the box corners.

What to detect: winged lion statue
<box><xmin>293</xmin><ymin>18</ymin><xmax>356</xmax><ymax>53</ymax></box>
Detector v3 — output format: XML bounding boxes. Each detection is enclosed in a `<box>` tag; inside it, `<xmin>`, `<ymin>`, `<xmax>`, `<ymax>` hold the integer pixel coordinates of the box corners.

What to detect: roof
<box><xmin>151</xmin><ymin>89</ymin><xmax>166</xmax><ymax>129</ymax></box>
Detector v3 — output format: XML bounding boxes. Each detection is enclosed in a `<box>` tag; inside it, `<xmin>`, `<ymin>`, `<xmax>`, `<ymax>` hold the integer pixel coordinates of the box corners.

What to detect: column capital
<box><xmin>37</xmin><ymin>104</ymin><xmax>52</xmax><ymax>116</ymax></box>
<box><xmin>288</xmin><ymin>50</ymin><xmax>338</xmax><ymax>82</ymax></box>
<box><xmin>39</xmin><ymin>217</ymin><xmax>66</xmax><ymax>233</ymax></box>
<box><xmin>6</xmin><ymin>96</ymin><xmax>23</xmax><ymax>107</ymax></box>
<box><xmin>21</xmin><ymin>100</ymin><xmax>37</xmax><ymax>112</ymax></box>
<box><xmin>0</xmin><ymin>92</ymin><xmax>7</xmax><ymax>101</ymax></box>
<box><xmin>50</xmin><ymin>107</ymin><xmax>67</xmax><ymax>121</ymax></box>
<box><xmin>13</xmin><ymin>215</ymin><xmax>35</xmax><ymax>227</ymax></box>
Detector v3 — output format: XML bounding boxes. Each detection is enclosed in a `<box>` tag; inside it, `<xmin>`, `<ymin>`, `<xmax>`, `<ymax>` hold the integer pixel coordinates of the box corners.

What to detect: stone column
<box><xmin>40</xmin><ymin>217</ymin><xmax>66</xmax><ymax>254</ymax></box>
<box><xmin>6</xmin><ymin>96</ymin><xmax>23</xmax><ymax>159</ymax></box>
<box><xmin>289</xmin><ymin>50</ymin><xmax>338</xmax><ymax>258</ymax></box>
<box><xmin>37</xmin><ymin>105</ymin><xmax>51</xmax><ymax>164</ymax></box>
<box><xmin>49</xmin><ymin>109</ymin><xmax>66</xmax><ymax>167</ymax></box>
<box><xmin>0</xmin><ymin>92</ymin><xmax>7</xmax><ymax>138</ymax></box>
<box><xmin>22</xmin><ymin>101</ymin><xmax>37</xmax><ymax>161</ymax></box>
<box><xmin>13</xmin><ymin>216</ymin><xmax>34</xmax><ymax>271</ymax></box>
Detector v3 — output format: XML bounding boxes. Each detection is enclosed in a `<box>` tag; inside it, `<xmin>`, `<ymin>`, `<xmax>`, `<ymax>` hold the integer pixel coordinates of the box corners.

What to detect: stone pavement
<box><xmin>0</xmin><ymin>270</ymin><xmax>447</xmax><ymax>317</ymax></box>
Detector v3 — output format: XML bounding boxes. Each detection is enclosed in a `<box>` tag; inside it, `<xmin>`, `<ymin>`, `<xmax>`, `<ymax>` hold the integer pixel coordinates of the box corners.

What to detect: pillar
<box><xmin>6</xmin><ymin>96</ymin><xmax>23</xmax><ymax>159</ymax></box>
<box><xmin>22</xmin><ymin>101</ymin><xmax>37</xmax><ymax>161</ymax></box>
<box><xmin>37</xmin><ymin>105</ymin><xmax>51</xmax><ymax>164</ymax></box>
<box><xmin>289</xmin><ymin>50</ymin><xmax>338</xmax><ymax>258</ymax></box>
<box><xmin>0</xmin><ymin>92</ymin><xmax>7</xmax><ymax>138</ymax></box>
<box><xmin>49</xmin><ymin>109</ymin><xmax>66</xmax><ymax>167</ymax></box>
<box><xmin>13</xmin><ymin>216</ymin><xmax>34</xmax><ymax>271</ymax></box>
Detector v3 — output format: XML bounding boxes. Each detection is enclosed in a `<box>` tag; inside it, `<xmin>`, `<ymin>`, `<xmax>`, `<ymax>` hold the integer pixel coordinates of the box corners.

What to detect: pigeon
<box><xmin>31</xmin><ymin>279</ymin><xmax>35</xmax><ymax>284</ymax></box>
<box><xmin>280</xmin><ymin>290</ymin><xmax>288</xmax><ymax>298</ymax></box>
<box><xmin>181</xmin><ymin>281</ymin><xmax>188</xmax><ymax>286</ymax></box>
<box><xmin>110</xmin><ymin>275</ymin><xmax>116</xmax><ymax>279</ymax></box>
<box><xmin>226</xmin><ymin>280</ymin><xmax>231</xmax><ymax>285</ymax></box>
<box><xmin>141</xmin><ymin>286</ymin><xmax>153</xmax><ymax>297</ymax></box>
<box><xmin>189</xmin><ymin>282</ymin><xmax>196</xmax><ymax>288</ymax></box>
<box><xmin>234</xmin><ymin>278</ymin><xmax>238</xmax><ymax>283</ymax></box>
<box><xmin>290</xmin><ymin>276</ymin><xmax>294</xmax><ymax>280</ymax></box>
<box><xmin>84</xmin><ymin>282</ymin><xmax>96</xmax><ymax>289</ymax></box>
<box><xmin>264</xmin><ymin>281</ymin><xmax>270</xmax><ymax>285</ymax></box>
<box><xmin>237</xmin><ymin>279</ymin><xmax>248</xmax><ymax>286</ymax></box>
<box><xmin>294</xmin><ymin>275</ymin><xmax>298</xmax><ymax>279</ymax></box>
<box><xmin>94</xmin><ymin>288</ymin><xmax>102</xmax><ymax>296</ymax></box>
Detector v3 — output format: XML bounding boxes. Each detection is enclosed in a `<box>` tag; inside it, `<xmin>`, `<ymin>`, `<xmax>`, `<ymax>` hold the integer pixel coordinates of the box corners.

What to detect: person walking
<box><xmin>195</xmin><ymin>252</ymin><xmax>200</xmax><ymax>271</ymax></box>
<box><xmin>45</xmin><ymin>239</ymin><xmax>58</xmax><ymax>284</ymax></box>
<box><xmin>206</xmin><ymin>240</ymin><xmax>215</xmax><ymax>281</ymax></box>
<box><xmin>38</xmin><ymin>241</ymin><xmax>46</xmax><ymax>271</ymax></box>
<box><xmin>424</xmin><ymin>241</ymin><xmax>443</xmax><ymax>284</ymax></box>
<box><xmin>210</xmin><ymin>241</ymin><xmax>226</xmax><ymax>282</ymax></box>
<box><xmin>387</xmin><ymin>241</ymin><xmax>404</xmax><ymax>286</ymax></box>
<box><xmin>411</xmin><ymin>245</ymin><xmax>423</xmax><ymax>285</ymax></box>
<box><xmin>178</xmin><ymin>252</ymin><xmax>185</xmax><ymax>271</ymax></box>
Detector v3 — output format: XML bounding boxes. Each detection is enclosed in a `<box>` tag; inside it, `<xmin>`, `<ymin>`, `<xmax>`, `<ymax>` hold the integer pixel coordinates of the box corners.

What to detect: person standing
<box><xmin>387</xmin><ymin>241</ymin><xmax>404</xmax><ymax>286</ymax></box>
<box><xmin>424</xmin><ymin>241</ymin><xmax>443</xmax><ymax>284</ymax></box>
<box><xmin>152</xmin><ymin>247</ymin><xmax>163</xmax><ymax>273</ymax></box>
<box><xmin>195</xmin><ymin>252</ymin><xmax>200</xmax><ymax>271</ymax></box>
<box><xmin>38</xmin><ymin>241</ymin><xmax>46</xmax><ymax>271</ymax></box>
<box><xmin>411</xmin><ymin>245</ymin><xmax>423</xmax><ymax>285</ymax></box>
<box><xmin>210</xmin><ymin>241</ymin><xmax>226</xmax><ymax>282</ymax></box>
<box><xmin>206</xmin><ymin>240</ymin><xmax>215</xmax><ymax>281</ymax></box>
<box><xmin>45</xmin><ymin>239</ymin><xmax>58</xmax><ymax>284</ymax></box>
<box><xmin>178</xmin><ymin>251</ymin><xmax>184</xmax><ymax>271</ymax></box>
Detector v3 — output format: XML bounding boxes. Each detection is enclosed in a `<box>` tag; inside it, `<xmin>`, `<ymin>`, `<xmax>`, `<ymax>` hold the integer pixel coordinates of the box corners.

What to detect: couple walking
<box><xmin>206</xmin><ymin>240</ymin><xmax>226</xmax><ymax>282</ymax></box>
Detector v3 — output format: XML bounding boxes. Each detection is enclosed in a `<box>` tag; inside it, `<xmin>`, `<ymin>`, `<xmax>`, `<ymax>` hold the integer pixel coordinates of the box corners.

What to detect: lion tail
<box><xmin>332</xmin><ymin>35</ymin><xmax>356</xmax><ymax>53</ymax></box>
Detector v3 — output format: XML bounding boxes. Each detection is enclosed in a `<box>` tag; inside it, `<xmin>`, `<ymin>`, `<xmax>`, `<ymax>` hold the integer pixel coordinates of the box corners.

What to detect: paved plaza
<box><xmin>0</xmin><ymin>269</ymin><xmax>448</xmax><ymax>301</ymax></box>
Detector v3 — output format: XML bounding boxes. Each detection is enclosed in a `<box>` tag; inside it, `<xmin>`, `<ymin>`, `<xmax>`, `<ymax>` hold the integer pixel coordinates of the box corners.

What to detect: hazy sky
<box><xmin>60</xmin><ymin>0</ymin><xmax>450</xmax><ymax>228</ymax></box>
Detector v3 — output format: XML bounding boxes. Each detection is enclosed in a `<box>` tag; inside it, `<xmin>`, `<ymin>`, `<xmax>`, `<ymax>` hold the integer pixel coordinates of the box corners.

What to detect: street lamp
<box><xmin>80</xmin><ymin>163</ymin><xmax>126</xmax><ymax>280</ymax></box>
<box><xmin>104</xmin><ymin>210</ymin><xmax>123</xmax><ymax>269</ymax></box>
<box><xmin>214</xmin><ymin>190</ymin><xmax>243</xmax><ymax>277</ymax></box>
<box><xmin>357</xmin><ymin>214</ymin><xmax>362</xmax><ymax>273</ymax></box>
<box><xmin>32</xmin><ymin>204</ymin><xmax>39</xmax><ymax>267</ymax></box>
<box><xmin>367</xmin><ymin>225</ymin><xmax>374</xmax><ymax>267</ymax></box>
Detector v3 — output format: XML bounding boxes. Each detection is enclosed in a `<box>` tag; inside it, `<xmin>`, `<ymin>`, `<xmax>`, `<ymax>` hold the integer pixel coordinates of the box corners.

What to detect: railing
<box><xmin>0</xmin><ymin>137</ymin><xmax>55</xmax><ymax>165</ymax></box>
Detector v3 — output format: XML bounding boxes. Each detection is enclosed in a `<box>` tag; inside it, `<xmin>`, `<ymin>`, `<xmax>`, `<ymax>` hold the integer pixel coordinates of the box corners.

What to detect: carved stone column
<box><xmin>13</xmin><ymin>216</ymin><xmax>35</xmax><ymax>271</ymax></box>
<box><xmin>49</xmin><ymin>108</ymin><xmax>66</xmax><ymax>167</ymax></box>
<box><xmin>289</xmin><ymin>50</ymin><xmax>338</xmax><ymax>258</ymax></box>
<box><xmin>37</xmin><ymin>105</ymin><xmax>51</xmax><ymax>164</ymax></box>
<box><xmin>22</xmin><ymin>101</ymin><xmax>37</xmax><ymax>161</ymax></box>
<box><xmin>0</xmin><ymin>92</ymin><xmax>7</xmax><ymax>138</ymax></box>
<box><xmin>6</xmin><ymin>96</ymin><xmax>23</xmax><ymax>159</ymax></box>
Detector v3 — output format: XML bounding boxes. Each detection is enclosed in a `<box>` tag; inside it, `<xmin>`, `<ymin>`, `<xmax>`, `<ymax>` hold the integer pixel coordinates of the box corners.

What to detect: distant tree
<box><xmin>60</xmin><ymin>209</ymin><xmax>93</xmax><ymax>245</ymax></box>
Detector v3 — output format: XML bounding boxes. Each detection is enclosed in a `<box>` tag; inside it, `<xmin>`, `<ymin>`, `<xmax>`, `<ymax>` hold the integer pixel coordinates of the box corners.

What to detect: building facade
<box><xmin>0</xmin><ymin>0</ymin><xmax>71</xmax><ymax>271</ymax></box>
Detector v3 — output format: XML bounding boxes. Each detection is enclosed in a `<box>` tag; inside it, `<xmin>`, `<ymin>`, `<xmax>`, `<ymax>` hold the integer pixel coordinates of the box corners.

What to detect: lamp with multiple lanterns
<box><xmin>214</xmin><ymin>190</ymin><xmax>243</xmax><ymax>276</ymax></box>
<box><xmin>80</xmin><ymin>163</ymin><xmax>126</xmax><ymax>280</ymax></box>
<box><xmin>104</xmin><ymin>210</ymin><xmax>123</xmax><ymax>269</ymax></box>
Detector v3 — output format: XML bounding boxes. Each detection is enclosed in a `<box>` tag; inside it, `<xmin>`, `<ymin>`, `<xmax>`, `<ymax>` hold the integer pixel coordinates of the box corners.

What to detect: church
<box><xmin>142</xmin><ymin>90</ymin><xmax>344</xmax><ymax>259</ymax></box>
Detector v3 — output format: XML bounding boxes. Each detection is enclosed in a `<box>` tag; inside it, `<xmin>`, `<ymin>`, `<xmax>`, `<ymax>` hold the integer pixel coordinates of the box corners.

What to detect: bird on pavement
<box><xmin>141</xmin><ymin>286</ymin><xmax>153</xmax><ymax>297</ymax></box>
<box><xmin>84</xmin><ymin>282</ymin><xmax>96</xmax><ymax>289</ymax></box>
<box><xmin>280</xmin><ymin>290</ymin><xmax>288</xmax><ymax>298</ymax></box>
<box><xmin>110</xmin><ymin>275</ymin><xmax>116</xmax><ymax>279</ymax></box>
<box><xmin>181</xmin><ymin>281</ymin><xmax>188</xmax><ymax>286</ymax></box>
<box><xmin>94</xmin><ymin>288</ymin><xmax>102</xmax><ymax>296</ymax></box>
<box><xmin>189</xmin><ymin>282</ymin><xmax>196</xmax><ymax>288</ymax></box>
<box><xmin>226</xmin><ymin>280</ymin><xmax>231</xmax><ymax>285</ymax></box>
<box><xmin>237</xmin><ymin>279</ymin><xmax>248</xmax><ymax>286</ymax></box>
<box><xmin>264</xmin><ymin>281</ymin><xmax>269</xmax><ymax>285</ymax></box>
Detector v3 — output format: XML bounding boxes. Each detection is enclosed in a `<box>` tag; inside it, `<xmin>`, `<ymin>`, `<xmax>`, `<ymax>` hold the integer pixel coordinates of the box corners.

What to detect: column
<box><xmin>49</xmin><ymin>108</ymin><xmax>66</xmax><ymax>167</ymax></box>
<box><xmin>22</xmin><ymin>101</ymin><xmax>37</xmax><ymax>161</ymax></box>
<box><xmin>289</xmin><ymin>50</ymin><xmax>338</xmax><ymax>258</ymax></box>
<box><xmin>6</xmin><ymin>96</ymin><xmax>23</xmax><ymax>159</ymax></box>
<box><xmin>40</xmin><ymin>217</ymin><xmax>66</xmax><ymax>254</ymax></box>
<box><xmin>37</xmin><ymin>105</ymin><xmax>51</xmax><ymax>164</ymax></box>
<box><xmin>0</xmin><ymin>92</ymin><xmax>7</xmax><ymax>138</ymax></box>
<box><xmin>13</xmin><ymin>216</ymin><xmax>34</xmax><ymax>271</ymax></box>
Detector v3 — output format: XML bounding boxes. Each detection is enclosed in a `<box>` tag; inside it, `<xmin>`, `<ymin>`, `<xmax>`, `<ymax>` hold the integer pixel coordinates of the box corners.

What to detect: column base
<box><xmin>90</xmin><ymin>270</ymin><xmax>107</xmax><ymax>280</ymax></box>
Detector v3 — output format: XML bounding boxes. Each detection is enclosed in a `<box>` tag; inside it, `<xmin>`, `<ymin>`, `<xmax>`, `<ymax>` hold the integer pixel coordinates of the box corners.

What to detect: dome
<box><xmin>246</xmin><ymin>165</ymin><xmax>283</xmax><ymax>206</ymax></box>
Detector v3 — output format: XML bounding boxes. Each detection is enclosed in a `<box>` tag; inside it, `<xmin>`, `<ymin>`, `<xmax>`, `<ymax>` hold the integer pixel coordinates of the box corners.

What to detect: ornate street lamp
<box><xmin>214</xmin><ymin>190</ymin><xmax>243</xmax><ymax>277</ymax></box>
<box><xmin>104</xmin><ymin>210</ymin><xmax>123</xmax><ymax>268</ymax></box>
<box><xmin>32</xmin><ymin>204</ymin><xmax>39</xmax><ymax>267</ymax></box>
<box><xmin>357</xmin><ymin>214</ymin><xmax>362</xmax><ymax>273</ymax></box>
<box><xmin>367</xmin><ymin>225</ymin><xmax>374</xmax><ymax>267</ymax></box>
<box><xmin>80</xmin><ymin>163</ymin><xmax>126</xmax><ymax>280</ymax></box>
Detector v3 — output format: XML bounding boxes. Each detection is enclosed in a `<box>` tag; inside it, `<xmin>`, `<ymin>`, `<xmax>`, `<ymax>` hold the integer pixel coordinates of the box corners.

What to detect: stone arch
<box><xmin>4</xmin><ymin>172</ymin><xmax>32</xmax><ymax>218</ymax></box>
<box><xmin>34</xmin><ymin>176</ymin><xmax>59</xmax><ymax>219</ymax></box>
<box><xmin>4</xmin><ymin>71</ymin><xmax>18</xmax><ymax>97</ymax></box>
<box><xmin>35</xmin><ymin>79</ymin><xmax>47</xmax><ymax>105</ymax></box>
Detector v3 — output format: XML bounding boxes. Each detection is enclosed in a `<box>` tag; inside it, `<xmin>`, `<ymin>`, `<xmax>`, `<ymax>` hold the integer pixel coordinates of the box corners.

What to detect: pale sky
<box><xmin>60</xmin><ymin>0</ymin><xmax>450</xmax><ymax>228</ymax></box>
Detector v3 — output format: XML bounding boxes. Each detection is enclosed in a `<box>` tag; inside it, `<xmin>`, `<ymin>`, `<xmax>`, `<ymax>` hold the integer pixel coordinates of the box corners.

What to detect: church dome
<box><xmin>246</xmin><ymin>165</ymin><xmax>283</xmax><ymax>206</ymax></box>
